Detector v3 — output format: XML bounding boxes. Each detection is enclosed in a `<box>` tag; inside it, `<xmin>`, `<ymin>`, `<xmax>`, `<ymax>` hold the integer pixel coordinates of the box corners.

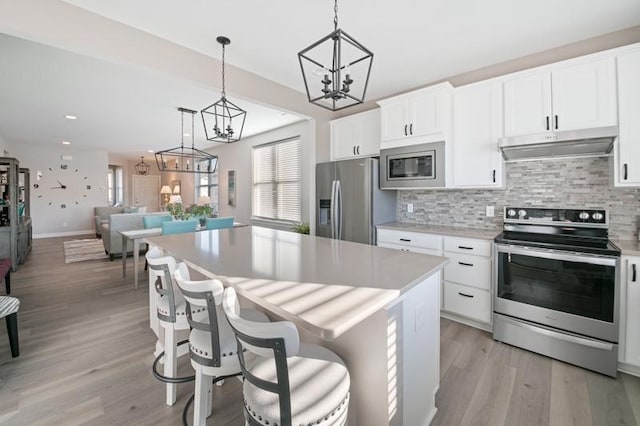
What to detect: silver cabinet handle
<box><xmin>509</xmin><ymin>318</ymin><xmax>614</xmax><ymax>351</ymax></box>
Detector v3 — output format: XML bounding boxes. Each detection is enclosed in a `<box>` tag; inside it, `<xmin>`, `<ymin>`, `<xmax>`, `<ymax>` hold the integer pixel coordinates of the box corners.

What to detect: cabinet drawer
<box><xmin>378</xmin><ymin>241</ymin><xmax>442</xmax><ymax>257</ymax></box>
<box><xmin>444</xmin><ymin>282</ymin><xmax>491</xmax><ymax>323</ymax></box>
<box><xmin>444</xmin><ymin>236</ymin><xmax>492</xmax><ymax>257</ymax></box>
<box><xmin>444</xmin><ymin>253</ymin><xmax>491</xmax><ymax>290</ymax></box>
<box><xmin>377</xmin><ymin>229</ymin><xmax>442</xmax><ymax>251</ymax></box>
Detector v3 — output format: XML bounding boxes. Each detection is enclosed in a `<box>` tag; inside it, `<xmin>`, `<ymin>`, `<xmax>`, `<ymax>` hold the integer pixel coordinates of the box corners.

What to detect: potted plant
<box><xmin>191</xmin><ymin>196</ymin><xmax>213</xmax><ymax>226</ymax></box>
<box><xmin>290</xmin><ymin>222</ymin><xmax>310</xmax><ymax>234</ymax></box>
<box><xmin>166</xmin><ymin>202</ymin><xmax>191</xmax><ymax>221</ymax></box>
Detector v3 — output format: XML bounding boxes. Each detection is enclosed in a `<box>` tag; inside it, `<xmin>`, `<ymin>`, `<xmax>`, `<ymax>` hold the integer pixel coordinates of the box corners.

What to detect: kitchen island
<box><xmin>146</xmin><ymin>226</ymin><xmax>448</xmax><ymax>426</ymax></box>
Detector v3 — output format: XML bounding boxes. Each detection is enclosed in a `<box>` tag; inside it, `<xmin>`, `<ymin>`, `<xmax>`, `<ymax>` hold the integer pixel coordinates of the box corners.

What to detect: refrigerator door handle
<box><xmin>330</xmin><ymin>180</ymin><xmax>337</xmax><ymax>239</ymax></box>
<box><xmin>335</xmin><ymin>180</ymin><xmax>342</xmax><ymax>240</ymax></box>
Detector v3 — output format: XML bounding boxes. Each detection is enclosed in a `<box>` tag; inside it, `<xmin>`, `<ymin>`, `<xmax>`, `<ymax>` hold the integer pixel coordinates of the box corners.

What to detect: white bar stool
<box><xmin>222</xmin><ymin>287</ymin><xmax>351</xmax><ymax>426</ymax></box>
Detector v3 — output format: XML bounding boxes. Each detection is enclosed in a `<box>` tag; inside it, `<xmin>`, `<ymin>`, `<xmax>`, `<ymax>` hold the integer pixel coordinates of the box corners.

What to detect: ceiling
<box><xmin>0</xmin><ymin>34</ymin><xmax>305</xmax><ymax>158</ymax></box>
<box><xmin>1</xmin><ymin>1</ymin><xmax>639</xmax><ymax>158</ymax></box>
<box><xmin>62</xmin><ymin>0</ymin><xmax>640</xmax><ymax>101</ymax></box>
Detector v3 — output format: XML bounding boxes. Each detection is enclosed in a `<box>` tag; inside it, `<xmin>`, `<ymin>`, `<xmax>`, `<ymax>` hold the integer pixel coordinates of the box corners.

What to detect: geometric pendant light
<box><xmin>298</xmin><ymin>0</ymin><xmax>374</xmax><ymax>111</ymax></box>
<box><xmin>134</xmin><ymin>156</ymin><xmax>150</xmax><ymax>175</ymax></box>
<box><xmin>155</xmin><ymin>107</ymin><xmax>218</xmax><ymax>174</ymax></box>
<box><xmin>201</xmin><ymin>36</ymin><xmax>247</xmax><ymax>143</ymax></box>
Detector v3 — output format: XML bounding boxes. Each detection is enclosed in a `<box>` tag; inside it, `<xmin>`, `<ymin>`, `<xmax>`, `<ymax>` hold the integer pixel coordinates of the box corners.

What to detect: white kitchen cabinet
<box><xmin>614</xmin><ymin>47</ymin><xmax>640</xmax><ymax>186</ymax></box>
<box><xmin>442</xmin><ymin>235</ymin><xmax>492</xmax><ymax>325</ymax></box>
<box><xmin>504</xmin><ymin>56</ymin><xmax>617</xmax><ymax>137</ymax></box>
<box><xmin>452</xmin><ymin>80</ymin><xmax>504</xmax><ymax>188</ymax></box>
<box><xmin>621</xmin><ymin>255</ymin><xmax>640</xmax><ymax>369</ymax></box>
<box><xmin>377</xmin><ymin>228</ymin><xmax>443</xmax><ymax>254</ymax></box>
<box><xmin>378</xmin><ymin>82</ymin><xmax>453</xmax><ymax>149</ymax></box>
<box><xmin>330</xmin><ymin>109</ymin><xmax>380</xmax><ymax>161</ymax></box>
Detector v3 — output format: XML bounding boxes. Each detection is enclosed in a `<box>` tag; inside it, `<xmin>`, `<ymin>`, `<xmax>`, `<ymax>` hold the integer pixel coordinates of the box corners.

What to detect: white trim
<box><xmin>618</xmin><ymin>361</ymin><xmax>640</xmax><ymax>378</ymax></box>
<box><xmin>440</xmin><ymin>311</ymin><xmax>493</xmax><ymax>333</ymax></box>
<box><xmin>34</xmin><ymin>229</ymin><xmax>95</xmax><ymax>239</ymax></box>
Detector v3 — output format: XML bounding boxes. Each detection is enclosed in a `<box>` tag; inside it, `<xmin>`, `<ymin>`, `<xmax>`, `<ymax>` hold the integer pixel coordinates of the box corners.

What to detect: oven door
<box><xmin>494</xmin><ymin>244</ymin><xmax>619</xmax><ymax>342</ymax></box>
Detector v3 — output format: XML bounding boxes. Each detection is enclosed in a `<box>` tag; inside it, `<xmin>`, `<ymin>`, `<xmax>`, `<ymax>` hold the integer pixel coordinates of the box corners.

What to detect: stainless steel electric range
<box><xmin>493</xmin><ymin>207</ymin><xmax>621</xmax><ymax>377</ymax></box>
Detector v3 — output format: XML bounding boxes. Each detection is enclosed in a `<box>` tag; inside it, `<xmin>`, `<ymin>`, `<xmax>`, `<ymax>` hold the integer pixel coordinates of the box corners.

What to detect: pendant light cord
<box><xmin>334</xmin><ymin>0</ymin><xmax>338</xmax><ymax>31</ymax></box>
<box><xmin>221</xmin><ymin>43</ymin><xmax>226</xmax><ymax>99</ymax></box>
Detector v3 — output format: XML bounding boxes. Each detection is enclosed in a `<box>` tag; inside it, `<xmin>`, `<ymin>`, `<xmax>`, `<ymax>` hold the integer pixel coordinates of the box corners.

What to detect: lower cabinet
<box><xmin>377</xmin><ymin>228</ymin><xmax>493</xmax><ymax>326</ymax></box>
<box><xmin>621</xmin><ymin>255</ymin><xmax>640</xmax><ymax>370</ymax></box>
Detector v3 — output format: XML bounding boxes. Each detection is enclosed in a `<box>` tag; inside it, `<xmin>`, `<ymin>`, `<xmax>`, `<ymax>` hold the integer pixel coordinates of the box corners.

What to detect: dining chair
<box><xmin>222</xmin><ymin>287</ymin><xmax>351</xmax><ymax>426</ymax></box>
<box><xmin>143</xmin><ymin>214</ymin><xmax>173</xmax><ymax>229</ymax></box>
<box><xmin>205</xmin><ymin>216</ymin><xmax>234</xmax><ymax>230</ymax></box>
<box><xmin>173</xmin><ymin>264</ymin><xmax>269</xmax><ymax>426</ymax></box>
<box><xmin>0</xmin><ymin>296</ymin><xmax>20</xmax><ymax>357</ymax></box>
<box><xmin>162</xmin><ymin>219</ymin><xmax>198</xmax><ymax>235</ymax></box>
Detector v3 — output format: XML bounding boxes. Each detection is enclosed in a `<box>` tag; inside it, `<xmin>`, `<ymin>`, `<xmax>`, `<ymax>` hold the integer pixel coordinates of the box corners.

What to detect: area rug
<box><xmin>63</xmin><ymin>239</ymin><xmax>108</xmax><ymax>263</ymax></box>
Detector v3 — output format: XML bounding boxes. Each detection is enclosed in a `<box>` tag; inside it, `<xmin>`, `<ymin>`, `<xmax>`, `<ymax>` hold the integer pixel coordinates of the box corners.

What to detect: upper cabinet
<box><xmin>504</xmin><ymin>56</ymin><xmax>617</xmax><ymax>137</ymax></box>
<box><xmin>378</xmin><ymin>82</ymin><xmax>453</xmax><ymax>149</ymax></box>
<box><xmin>452</xmin><ymin>80</ymin><xmax>504</xmax><ymax>188</ymax></box>
<box><xmin>330</xmin><ymin>109</ymin><xmax>380</xmax><ymax>161</ymax></box>
<box><xmin>615</xmin><ymin>46</ymin><xmax>640</xmax><ymax>186</ymax></box>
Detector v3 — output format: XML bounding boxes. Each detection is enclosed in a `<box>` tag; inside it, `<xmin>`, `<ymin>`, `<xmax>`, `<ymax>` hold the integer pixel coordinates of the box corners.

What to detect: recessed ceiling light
<box><xmin>148</xmin><ymin>150</ymin><xmax>154</xmax><ymax>153</ymax></box>
<box><xmin>183</xmin><ymin>133</ymin><xmax>190</xmax><ymax>137</ymax></box>
<box><xmin>62</xmin><ymin>141</ymin><xmax>71</xmax><ymax>145</ymax></box>
<box><xmin>64</xmin><ymin>115</ymin><xmax>77</xmax><ymax>120</ymax></box>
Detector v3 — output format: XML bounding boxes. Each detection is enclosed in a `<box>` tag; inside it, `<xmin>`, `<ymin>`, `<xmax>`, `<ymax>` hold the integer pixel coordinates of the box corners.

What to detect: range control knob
<box><xmin>592</xmin><ymin>212</ymin><xmax>604</xmax><ymax>221</ymax></box>
<box><xmin>579</xmin><ymin>211</ymin><xmax>590</xmax><ymax>220</ymax></box>
<box><xmin>507</xmin><ymin>209</ymin><xmax>517</xmax><ymax>217</ymax></box>
<box><xmin>518</xmin><ymin>209</ymin><xmax>527</xmax><ymax>218</ymax></box>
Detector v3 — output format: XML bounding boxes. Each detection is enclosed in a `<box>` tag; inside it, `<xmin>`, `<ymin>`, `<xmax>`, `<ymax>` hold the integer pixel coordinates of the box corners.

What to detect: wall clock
<box><xmin>33</xmin><ymin>164</ymin><xmax>92</xmax><ymax>208</ymax></box>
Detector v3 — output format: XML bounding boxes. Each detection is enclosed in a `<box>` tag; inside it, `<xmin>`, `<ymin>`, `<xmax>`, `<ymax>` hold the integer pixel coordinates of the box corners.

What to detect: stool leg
<box><xmin>193</xmin><ymin>371</ymin><xmax>210</xmax><ymax>426</ymax></box>
<box><xmin>164</xmin><ymin>325</ymin><xmax>177</xmax><ymax>406</ymax></box>
<box><xmin>206</xmin><ymin>377</ymin><xmax>214</xmax><ymax>417</ymax></box>
<box><xmin>5</xmin><ymin>271</ymin><xmax>10</xmax><ymax>294</ymax></box>
<box><xmin>6</xmin><ymin>312</ymin><xmax>18</xmax><ymax>357</ymax></box>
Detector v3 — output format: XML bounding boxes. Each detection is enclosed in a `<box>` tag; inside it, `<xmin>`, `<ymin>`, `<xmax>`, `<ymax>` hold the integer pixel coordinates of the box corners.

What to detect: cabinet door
<box><xmin>625</xmin><ymin>257</ymin><xmax>640</xmax><ymax>367</ymax></box>
<box><xmin>380</xmin><ymin>99</ymin><xmax>407</xmax><ymax>142</ymax></box>
<box><xmin>356</xmin><ymin>109</ymin><xmax>381</xmax><ymax>157</ymax></box>
<box><xmin>616</xmin><ymin>49</ymin><xmax>640</xmax><ymax>185</ymax></box>
<box><xmin>409</xmin><ymin>90</ymin><xmax>442</xmax><ymax>138</ymax></box>
<box><xmin>504</xmin><ymin>71</ymin><xmax>552</xmax><ymax>137</ymax></box>
<box><xmin>453</xmin><ymin>81</ymin><xmax>503</xmax><ymax>187</ymax></box>
<box><xmin>552</xmin><ymin>57</ymin><xmax>617</xmax><ymax>132</ymax></box>
<box><xmin>330</xmin><ymin>116</ymin><xmax>357</xmax><ymax>160</ymax></box>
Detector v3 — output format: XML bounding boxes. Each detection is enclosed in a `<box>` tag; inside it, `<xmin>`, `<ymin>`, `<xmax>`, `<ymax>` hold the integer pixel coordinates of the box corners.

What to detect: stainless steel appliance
<box><xmin>316</xmin><ymin>157</ymin><xmax>396</xmax><ymax>245</ymax></box>
<box><xmin>380</xmin><ymin>141</ymin><xmax>445</xmax><ymax>189</ymax></box>
<box><xmin>493</xmin><ymin>207</ymin><xmax>621</xmax><ymax>377</ymax></box>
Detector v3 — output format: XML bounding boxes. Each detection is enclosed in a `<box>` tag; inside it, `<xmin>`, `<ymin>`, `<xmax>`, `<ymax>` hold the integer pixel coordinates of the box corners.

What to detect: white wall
<box><xmin>206</xmin><ymin>120</ymin><xmax>315</xmax><ymax>231</ymax></box>
<box><xmin>9</xmin><ymin>143</ymin><xmax>109</xmax><ymax>237</ymax></box>
<box><xmin>0</xmin><ymin>134</ymin><xmax>8</xmax><ymax>156</ymax></box>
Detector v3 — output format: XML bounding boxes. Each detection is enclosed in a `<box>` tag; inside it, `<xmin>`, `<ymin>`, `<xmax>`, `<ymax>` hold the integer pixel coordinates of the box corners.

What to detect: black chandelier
<box><xmin>201</xmin><ymin>36</ymin><xmax>247</xmax><ymax>143</ymax></box>
<box><xmin>155</xmin><ymin>107</ymin><xmax>218</xmax><ymax>174</ymax></box>
<box><xmin>298</xmin><ymin>0</ymin><xmax>373</xmax><ymax>111</ymax></box>
<box><xmin>134</xmin><ymin>156</ymin><xmax>150</xmax><ymax>175</ymax></box>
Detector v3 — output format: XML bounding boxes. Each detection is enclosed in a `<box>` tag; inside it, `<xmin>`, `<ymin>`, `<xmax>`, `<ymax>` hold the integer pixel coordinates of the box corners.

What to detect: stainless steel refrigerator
<box><xmin>316</xmin><ymin>157</ymin><xmax>397</xmax><ymax>245</ymax></box>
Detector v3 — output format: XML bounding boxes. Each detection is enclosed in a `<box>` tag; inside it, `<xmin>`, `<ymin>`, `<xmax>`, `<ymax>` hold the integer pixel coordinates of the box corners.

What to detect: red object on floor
<box><xmin>0</xmin><ymin>258</ymin><xmax>11</xmax><ymax>294</ymax></box>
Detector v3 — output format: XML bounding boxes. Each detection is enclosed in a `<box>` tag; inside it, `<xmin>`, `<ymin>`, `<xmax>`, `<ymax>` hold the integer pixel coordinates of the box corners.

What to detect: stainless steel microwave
<box><xmin>380</xmin><ymin>141</ymin><xmax>445</xmax><ymax>189</ymax></box>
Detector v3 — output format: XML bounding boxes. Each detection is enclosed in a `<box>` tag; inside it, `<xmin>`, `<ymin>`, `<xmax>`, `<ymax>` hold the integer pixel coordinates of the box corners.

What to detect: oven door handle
<box><xmin>508</xmin><ymin>319</ymin><xmax>615</xmax><ymax>351</ymax></box>
<box><xmin>496</xmin><ymin>244</ymin><xmax>617</xmax><ymax>267</ymax></box>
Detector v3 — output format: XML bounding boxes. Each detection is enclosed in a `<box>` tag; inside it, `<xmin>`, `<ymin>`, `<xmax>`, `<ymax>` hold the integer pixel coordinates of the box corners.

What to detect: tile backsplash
<box><xmin>397</xmin><ymin>157</ymin><xmax>640</xmax><ymax>240</ymax></box>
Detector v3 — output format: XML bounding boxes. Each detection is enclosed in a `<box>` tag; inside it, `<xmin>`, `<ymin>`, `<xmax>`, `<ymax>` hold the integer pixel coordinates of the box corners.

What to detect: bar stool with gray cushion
<box><xmin>0</xmin><ymin>296</ymin><xmax>19</xmax><ymax>357</ymax></box>
<box><xmin>145</xmin><ymin>247</ymin><xmax>197</xmax><ymax>406</ymax></box>
<box><xmin>222</xmin><ymin>287</ymin><xmax>350</xmax><ymax>426</ymax></box>
<box><xmin>173</xmin><ymin>264</ymin><xmax>269</xmax><ymax>426</ymax></box>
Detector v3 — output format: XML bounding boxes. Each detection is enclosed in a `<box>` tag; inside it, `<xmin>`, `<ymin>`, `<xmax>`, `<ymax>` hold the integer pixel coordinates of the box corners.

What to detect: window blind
<box><xmin>252</xmin><ymin>137</ymin><xmax>301</xmax><ymax>222</ymax></box>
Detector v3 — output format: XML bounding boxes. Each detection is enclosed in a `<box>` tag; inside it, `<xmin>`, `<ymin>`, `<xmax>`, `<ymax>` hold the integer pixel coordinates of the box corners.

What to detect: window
<box><xmin>107</xmin><ymin>165</ymin><xmax>123</xmax><ymax>206</ymax></box>
<box><xmin>252</xmin><ymin>137</ymin><xmax>301</xmax><ymax>222</ymax></box>
<box><xmin>196</xmin><ymin>160</ymin><xmax>219</xmax><ymax>214</ymax></box>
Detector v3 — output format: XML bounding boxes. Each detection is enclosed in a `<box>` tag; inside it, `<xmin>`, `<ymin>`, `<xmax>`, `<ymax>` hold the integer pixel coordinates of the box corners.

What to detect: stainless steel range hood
<box><xmin>499</xmin><ymin>126</ymin><xmax>618</xmax><ymax>161</ymax></box>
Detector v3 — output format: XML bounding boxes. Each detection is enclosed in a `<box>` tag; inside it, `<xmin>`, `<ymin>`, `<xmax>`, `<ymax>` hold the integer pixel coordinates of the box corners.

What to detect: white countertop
<box><xmin>377</xmin><ymin>221</ymin><xmax>501</xmax><ymax>240</ymax></box>
<box><xmin>613</xmin><ymin>239</ymin><xmax>640</xmax><ymax>256</ymax></box>
<box><xmin>146</xmin><ymin>226</ymin><xmax>448</xmax><ymax>340</ymax></box>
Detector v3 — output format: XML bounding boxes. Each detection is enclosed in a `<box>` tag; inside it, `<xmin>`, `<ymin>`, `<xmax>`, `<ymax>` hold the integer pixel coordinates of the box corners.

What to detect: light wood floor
<box><xmin>0</xmin><ymin>236</ymin><xmax>638</xmax><ymax>425</ymax></box>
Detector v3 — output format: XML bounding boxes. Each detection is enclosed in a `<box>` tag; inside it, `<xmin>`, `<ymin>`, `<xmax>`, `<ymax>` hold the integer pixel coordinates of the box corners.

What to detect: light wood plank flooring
<box><xmin>0</xmin><ymin>236</ymin><xmax>638</xmax><ymax>425</ymax></box>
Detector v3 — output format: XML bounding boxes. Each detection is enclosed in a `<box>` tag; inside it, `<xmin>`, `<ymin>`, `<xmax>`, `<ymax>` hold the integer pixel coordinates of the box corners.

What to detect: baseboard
<box><xmin>440</xmin><ymin>311</ymin><xmax>493</xmax><ymax>333</ymax></box>
<box><xmin>618</xmin><ymin>361</ymin><xmax>640</xmax><ymax>377</ymax></box>
<box><xmin>34</xmin><ymin>229</ymin><xmax>95</xmax><ymax>239</ymax></box>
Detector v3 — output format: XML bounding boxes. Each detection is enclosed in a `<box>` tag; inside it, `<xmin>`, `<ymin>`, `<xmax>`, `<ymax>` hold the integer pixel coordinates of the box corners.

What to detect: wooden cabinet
<box><xmin>504</xmin><ymin>56</ymin><xmax>617</xmax><ymax>137</ymax></box>
<box><xmin>330</xmin><ymin>109</ymin><xmax>380</xmax><ymax>160</ymax></box>
<box><xmin>442</xmin><ymin>236</ymin><xmax>492</xmax><ymax>325</ymax></box>
<box><xmin>452</xmin><ymin>80</ymin><xmax>504</xmax><ymax>188</ymax></box>
<box><xmin>377</xmin><ymin>228</ymin><xmax>493</xmax><ymax>325</ymax></box>
<box><xmin>621</xmin><ymin>255</ymin><xmax>640</xmax><ymax>370</ymax></box>
<box><xmin>0</xmin><ymin>158</ymin><xmax>30</xmax><ymax>271</ymax></box>
<box><xmin>615</xmin><ymin>47</ymin><xmax>640</xmax><ymax>186</ymax></box>
<box><xmin>378</xmin><ymin>82</ymin><xmax>453</xmax><ymax>149</ymax></box>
